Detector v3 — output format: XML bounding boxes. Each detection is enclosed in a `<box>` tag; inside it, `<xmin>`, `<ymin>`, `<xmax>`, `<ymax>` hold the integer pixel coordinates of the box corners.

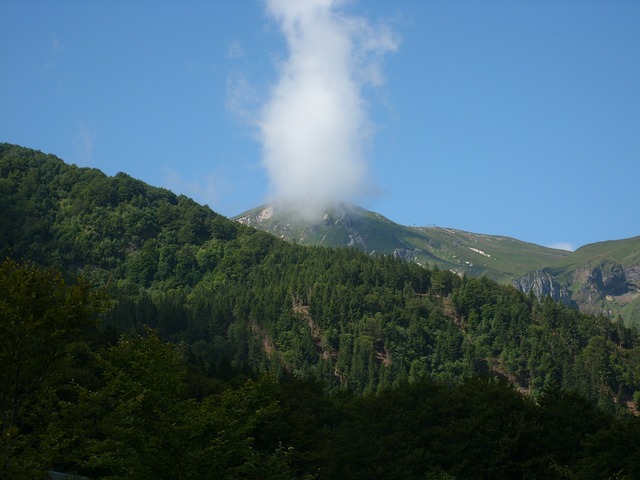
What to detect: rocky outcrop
<box><xmin>573</xmin><ymin>262</ymin><xmax>639</xmax><ymax>315</ymax></box>
<box><xmin>514</xmin><ymin>262</ymin><xmax>640</xmax><ymax>320</ymax></box>
<box><xmin>576</xmin><ymin>262</ymin><xmax>629</xmax><ymax>296</ymax></box>
<box><xmin>393</xmin><ymin>248</ymin><xmax>419</xmax><ymax>262</ymax></box>
<box><xmin>511</xmin><ymin>270</ymin><xmax>574</xmax><ymax>306</ymax></box>
<box><xmin>625</xmin><ymin>265</ymin><xmax>640</xmax><ymax>285</ymax></box>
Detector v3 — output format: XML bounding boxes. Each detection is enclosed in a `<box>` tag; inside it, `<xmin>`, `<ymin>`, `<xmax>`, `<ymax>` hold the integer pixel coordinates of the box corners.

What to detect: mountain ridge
<box><xmin>234</xmin><ymin>204</ymin><xmax>640</xmax><ymax>326</ymax></box>
<box><xmin>234</xmin><ymin>203</ymin><xmax>570</xmax><ymax>278</ymax></box>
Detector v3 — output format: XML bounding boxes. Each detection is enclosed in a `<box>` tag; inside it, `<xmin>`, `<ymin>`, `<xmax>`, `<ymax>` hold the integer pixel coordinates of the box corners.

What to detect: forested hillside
<box><xmin>237</xmin><ymin>205</ymin><xmax>640</xmax><ymax>326</ymax></box>
<box><xmin>2</xmin><ymin>143</ymin><xmax>639</xmax><ymax>403</ymax></box>
<box><xmin>4</xmin><ymin>258</ymin><xmax>640</xmax><ymax>478</ymax></box>
<box><xmin>2</xmin><ymin>143</ymin><xmax>640</xmax><ymax>477</ymax></box>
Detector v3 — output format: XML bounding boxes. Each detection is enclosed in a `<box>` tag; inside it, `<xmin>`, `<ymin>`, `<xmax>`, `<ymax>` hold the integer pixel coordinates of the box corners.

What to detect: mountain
<box><xmin>3</xmin><ymin>142</ymin><xmax>640</xmax><ymax>412</ymax></box>
<box><xmin>515</xmin><ymin>237</ymin><xmax>640</xmax><ymax>323</ymax></box>
<box><xmin>235</xmin><ymin>204</ymin><xmax>640</xmax><ymax>326</ymax></box>
<box><xmin>5</xmin><ymin>145</ymin><xmax>640</xmax><ymax>477</ymax></box>
<box><xmin>234</xmin><ymin>204</ymin><xmax>569</xmax><ymax>281</ymax></box>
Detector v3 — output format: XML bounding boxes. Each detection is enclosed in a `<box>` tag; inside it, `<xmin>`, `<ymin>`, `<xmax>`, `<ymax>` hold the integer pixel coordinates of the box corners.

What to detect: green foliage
<box><xmin>0</xmin><ymin>143</ymin><xmax>238</xmax><ymax>290</ymax></box>
<box><xmin>46</xmin><ymin>332</ymin><xmax>291</xmax><ymax>479</ymax></box>
<box><xmin>0</xmin><ymin>258</ymin><xmax>108</xmax><ymax>478</ymax></box>
<box><xmin>1</xmin><ymin>258</ymin><xmax>639</xmax><ymax>478</ymax></box>
<box><xmin>2</xmin><ymin>143</ymin><xmax>640</xmax><ymax>414</ymax></box>
<box><xmin>576</xmin><ymin>416</ymin><xmax>640</xmax><ymax>479</ymax></box>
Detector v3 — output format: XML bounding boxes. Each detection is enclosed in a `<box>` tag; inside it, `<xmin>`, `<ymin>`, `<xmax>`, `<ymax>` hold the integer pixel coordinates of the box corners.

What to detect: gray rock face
<box><xmin>625</xmin><ymin>265</ymin><xmax>640</xmax><ymax>286</ymax></box>
<box><xmin>572</xmin><ymin>262</ymin><xmax>639</xmax><ymax>315</ymax></box>
<box><xmin>511</xmin><ymin>270</ymin><xmax>574</xmax><ymax>306</ymax></box>
<box><xmin>576</xmin><ymin>262</ymin><xmax>636</xmax><ymax>296</ymax></box>
<box><xmin>589</xmin><ymin>263</ymin><xmax>628</xmax><ymax>296</ymax></box>
<box><xmin>514</xmin><ymin>262</ymin><xmax>640</xmax><ymax>316</ymax></box>
<box><xmin>393</xmin><ymin>248</ymin><xmax>419</xmax><ymax>262</ymax></box>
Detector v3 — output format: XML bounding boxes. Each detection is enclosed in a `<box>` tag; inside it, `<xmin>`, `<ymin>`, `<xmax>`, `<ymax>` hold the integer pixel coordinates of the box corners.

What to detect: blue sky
<box><xmin>2</xmin><ymin>0</ymin><xmax>639</xmax><ymax>251</ymax></box>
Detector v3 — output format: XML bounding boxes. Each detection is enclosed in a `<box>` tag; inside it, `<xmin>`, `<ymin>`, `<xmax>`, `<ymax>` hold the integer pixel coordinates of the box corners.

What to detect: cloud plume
<box><xmin>259</xmin><ymin>0</ymin><xmax>398</xmax><ymax>221</ymax></box>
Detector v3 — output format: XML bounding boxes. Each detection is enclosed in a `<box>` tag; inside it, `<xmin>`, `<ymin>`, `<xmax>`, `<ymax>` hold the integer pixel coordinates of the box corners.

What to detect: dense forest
<box><xmin>3</xmin><ymin>258</ymin><xmax>640</xmax><ymax>479</ymax></box>
<box><xmin>2</xmin><ymin>143</ymin><xmax>640</xmax><ymax>478</ymax></box>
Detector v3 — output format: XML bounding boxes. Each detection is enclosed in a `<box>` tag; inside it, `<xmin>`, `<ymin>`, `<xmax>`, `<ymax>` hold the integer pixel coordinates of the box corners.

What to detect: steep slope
<box><xmin>3</xmin><ymin>143</ymin><xmax>640</xmax><ymax>409</ymax></box>
<box><xmin>515</xmin><ymin>237</ymin><xmax>640</xmax><ymax>324</ymax></box>
<box><xmin>0</xmin><ymin>142</ymin><xmax>242</xmax><ymax>287</ymax></box>
<box><xmin>235</xmin><ymin>204</ymin><xmax>640</xmax><ymax>326</ymax></box>
<box><xmin>234</xmin><ymin>204</ymin><xmax>569</xmax><ymax>282</ymax></box>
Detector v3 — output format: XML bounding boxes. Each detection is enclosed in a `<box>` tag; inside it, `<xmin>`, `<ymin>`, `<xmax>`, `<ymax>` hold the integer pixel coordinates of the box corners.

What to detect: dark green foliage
<box><xmin>576</xmin><ymin>416</ymin><xmax>640</xmax><ymax>479</ymax></box>
<box><xmin>2</xmin><ymin>258</ymin><xmax>640</xmax><ymax>478</ymax></box>
<box><xmin>0</xmin><ymin>258</ymin><xmax>108</xmax><ymax>478</ymax></box>
<box><xmin>325</xmin><ymin>377</ymin><xmax>540</xmax><ymax>479</ymax></box>
<box><xmin>2</xmin><ymin>143</ymin><xmax>640</xmax><ymax>409</ymax></box>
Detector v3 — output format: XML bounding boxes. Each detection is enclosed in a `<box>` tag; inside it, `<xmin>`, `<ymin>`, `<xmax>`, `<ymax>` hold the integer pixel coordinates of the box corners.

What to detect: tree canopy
<box><xmin>2</xmin><ymin>144</ymin><xmax>640</xmax><ymax>477</ymax></box>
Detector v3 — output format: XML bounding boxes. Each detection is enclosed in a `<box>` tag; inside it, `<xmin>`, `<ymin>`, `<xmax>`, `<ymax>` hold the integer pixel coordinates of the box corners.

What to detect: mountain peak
<box><xmin>233</xmin><ymin>203</ymin><xmax>640</xmax><ymax>324</ymax></box>
<box><xmin>234</xmin><ymin>203</ymin><xmax>384</xmax><ymax>249</ymax></box>
<box><xmin>233</xmin><ymin>203</ymin><xmax>569</xmax><ymax>282</ymax></box>
<box><xmin>235</xmin><ymin>203</ymin><xmax>375</xmax><ymax>228</ymax></box>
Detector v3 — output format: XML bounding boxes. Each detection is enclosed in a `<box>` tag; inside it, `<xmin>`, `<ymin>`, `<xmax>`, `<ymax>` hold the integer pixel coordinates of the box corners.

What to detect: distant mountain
<box><xmin>514</xmin><ymin>237</ymin><xmax>640</xmax><ymax>324</ymax></box>
<box><xmin>235</xmin><ymin>204</ymin><xmax>640</xmax><ymax>326</ymax></box>
<box><xmin>234</xmin><ymin>204</ymin><xmax>568</xmax><ymax>281</ymax></box>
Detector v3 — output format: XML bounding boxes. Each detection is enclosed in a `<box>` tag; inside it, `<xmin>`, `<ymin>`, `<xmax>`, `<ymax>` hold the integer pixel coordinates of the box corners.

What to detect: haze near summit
<box><xmin>258</xmin><ymin>0</ymin><xmax>399</xmax><ymax>221</ymax></box>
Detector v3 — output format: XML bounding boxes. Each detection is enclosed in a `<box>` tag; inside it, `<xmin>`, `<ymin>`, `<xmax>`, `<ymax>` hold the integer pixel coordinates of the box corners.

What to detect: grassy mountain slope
<box><xmin>546</xmin><ymin>236</ymin><xmax>640</xmax><ymax>322</ymax></box>
<box><xmin>2</xmin><ymin>143</ymin><xmax>640</xmax><ymax>411</ymax></box>
<box><xmin>409</xmin><ymin>225</ymin><xmax>567</xmax><ymax>280</ymax></box>
<box><xmin>552</xmin><ymin>236</ymin><xmax>640</xmax><ymax>275</ymax></box>
<box><xmin>235</xmin><ymin>204</ymin><xmax>569</xmax><ymax>282</ymax></box>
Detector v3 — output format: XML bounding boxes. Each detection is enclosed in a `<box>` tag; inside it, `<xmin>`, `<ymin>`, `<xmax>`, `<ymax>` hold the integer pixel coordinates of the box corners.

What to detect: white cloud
<box><xmin>258</xmin><ymin>0</ymin><xmax>400</xmax><ymax>221</ymax></box>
